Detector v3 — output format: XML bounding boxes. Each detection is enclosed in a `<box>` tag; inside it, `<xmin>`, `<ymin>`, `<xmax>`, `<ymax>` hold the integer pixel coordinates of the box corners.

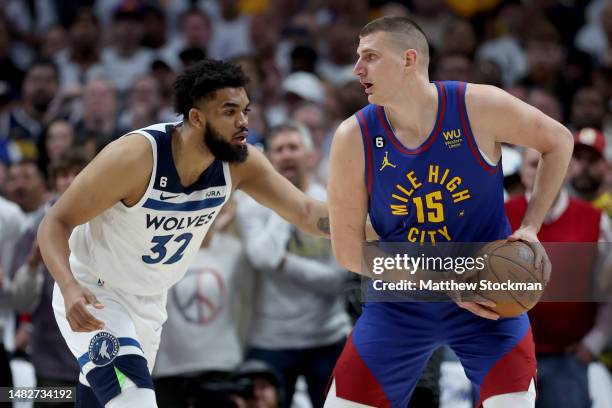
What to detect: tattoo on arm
<box><xmin>317</xmin><ymin>217</ymin><xmax>330</xmax><ymax>234</ymax></box>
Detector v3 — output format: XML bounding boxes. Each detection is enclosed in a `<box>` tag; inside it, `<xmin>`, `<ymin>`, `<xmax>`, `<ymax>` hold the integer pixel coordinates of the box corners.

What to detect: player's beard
<box><xmin>204</xmin><ymin>122</ymin><xmax>248</xmax><ymax>163</ymax></box>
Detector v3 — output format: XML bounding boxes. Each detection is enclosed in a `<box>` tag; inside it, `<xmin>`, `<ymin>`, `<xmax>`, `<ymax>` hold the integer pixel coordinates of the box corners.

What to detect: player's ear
<box><xmin>188</xmin><ymin>108</ymin><xmax>205</xmax><ymax>130</ymax></box>
<box><xmin>403</xmin><ymin>49</ymin><xmax>418</xmax><ymax>71</ymax></box>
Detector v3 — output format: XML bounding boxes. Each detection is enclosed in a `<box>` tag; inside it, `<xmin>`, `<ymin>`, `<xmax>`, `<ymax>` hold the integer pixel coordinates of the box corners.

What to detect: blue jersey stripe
<box><xmin>77</xmin><ymin>337</ymin><xmax>144</xmax><ymax>368</ymax></box>
<box><xmin>142</xmin><ymin>196</ymin><xmax>225</xmax><ymax>212</ymax></box>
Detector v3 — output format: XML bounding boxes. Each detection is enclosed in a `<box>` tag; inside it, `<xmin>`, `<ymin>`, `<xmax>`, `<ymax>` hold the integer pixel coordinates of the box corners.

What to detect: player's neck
<box><xmin>383</xmin><ymin>80</ymin><xmax>438</xmax><ymax>143</ymax></box>
<box><xmin>172</xmin><ymin>126</ymin><xmax>215</xmax><ymax>187</ymax></box>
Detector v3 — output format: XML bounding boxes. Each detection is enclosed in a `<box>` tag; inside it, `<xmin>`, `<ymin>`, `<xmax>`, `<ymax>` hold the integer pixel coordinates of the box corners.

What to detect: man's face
<box><xmin>252</xmin><ymin>377</ymin><xmax>278</xmax><ymax>408</ymax></box>
<box><xmin>519</xmin><ymin>148</ymin><xmax>541</xmax><ymax>192</ymax></box>
<box><xmin>571</xmin><ymin>88</ymin><xmax>605</xmax><ymax>129</ymax></box>
<box><xmin>434</xmin><ymin>55</ymin><xmax>472</xmax><ymax>82</ymax></box>
<box><xmin>6</xmin><ymin>163</ymin><xmax>47</xmax><ymax>212</ymax></box>
<box><xmin>183</xmin><ymin>13</ymin><xmax>211</xmax><ymax>48</ymax></box>
<box><xmin>55</xmin><ymin>167</ymin><xmax>82</xmax><ymax>194</ymax></box>
<box><xmin>22</xmin><ymin>66</ymin><xmax>58</xmax><ymax>113</ymax></box>
<box><xmin>267</xmin><ymin>130</ymin><xmax>309</xmax><ymax>187</ymax></box>
<box><xmin>197</xmin><ymin>87</ymin><xmax>250</xmax><ymax>163</ymax></box>
<box><xmin>353</xmin><ymin>32</ymin><xmax>409</xmax><ymax>105</ymax></box>
<box><xmin>570</xmin><ymin>146</ymin><xmax>607</xmax><ymax>195</ymax></box>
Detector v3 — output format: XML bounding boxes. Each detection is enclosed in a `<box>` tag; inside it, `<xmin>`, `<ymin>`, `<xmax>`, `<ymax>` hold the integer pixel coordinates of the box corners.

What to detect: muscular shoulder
<box><xmin>464</xmin><ymin>83</ymin><xmax>509</xmax><ymax>115</ymax></box>
<box><xmin>70</xmin><ymin>133</ymin><xmax>153</xmax><ymax>204</ymax></box>
<box><xmin>331</xmin><ymin>116</ymin><xmax>364</xmax><ymax>157</ymax></box>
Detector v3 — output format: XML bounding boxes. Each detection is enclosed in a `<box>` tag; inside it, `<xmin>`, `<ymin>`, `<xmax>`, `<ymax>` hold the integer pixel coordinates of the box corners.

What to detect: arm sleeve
<box><xmin>236</xmin><ymin>196</ymin><xmax>291</xmax><ymax>271</ymax></box>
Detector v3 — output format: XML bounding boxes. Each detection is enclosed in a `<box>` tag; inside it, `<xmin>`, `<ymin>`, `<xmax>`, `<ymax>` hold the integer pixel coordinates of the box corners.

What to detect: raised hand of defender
<box><xmin>62</xmin><ymin>282</ymin><xmax>105</xmax><ymax>332</ymax></box>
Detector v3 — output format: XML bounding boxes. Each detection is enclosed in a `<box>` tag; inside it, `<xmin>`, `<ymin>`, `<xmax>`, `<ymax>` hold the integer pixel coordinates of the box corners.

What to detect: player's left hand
<box><xmin>508</xmin><ymin>227</ymin><xmax>552</xmax><ymax>284</ymax></box>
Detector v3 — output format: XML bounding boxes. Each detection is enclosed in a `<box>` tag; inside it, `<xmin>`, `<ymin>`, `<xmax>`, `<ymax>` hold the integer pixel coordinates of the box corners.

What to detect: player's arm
<box><xmin>327</xmin><ymin>117</ymin><xmax>369</xmax><ymax>275</ymax></box>
<box><xmin>467</xmin><ymin>84</ymin><xmax>573</xmax><ymax>237</ymax></box>
<box><xmin>37</xmin><ymin>134</ymin><xmax>153</xmax><ymax>331</ymax></box>
<box><xmin>467</xmin><ymin>85</ymin><xmax>570</xmax><ymax>281</ymax></box>
<box><xmin>234</xmin><ymin>145</ymin><xmax>329</xmax><ymax>237</ymax></box>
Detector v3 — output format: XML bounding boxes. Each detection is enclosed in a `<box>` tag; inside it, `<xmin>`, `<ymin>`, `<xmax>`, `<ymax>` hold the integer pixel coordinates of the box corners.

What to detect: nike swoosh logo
<box><xmin>160</xmin><ymin>193</ymin><xmax>180</xmax><ymax>201</ymax></box>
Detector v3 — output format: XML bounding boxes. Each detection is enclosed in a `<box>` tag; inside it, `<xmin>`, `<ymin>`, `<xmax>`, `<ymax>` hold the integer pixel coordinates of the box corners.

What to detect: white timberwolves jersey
<box><xmin>69</xmin><ymin>122</ymin><xmax>231</xmax><ymax>296</ymax></box>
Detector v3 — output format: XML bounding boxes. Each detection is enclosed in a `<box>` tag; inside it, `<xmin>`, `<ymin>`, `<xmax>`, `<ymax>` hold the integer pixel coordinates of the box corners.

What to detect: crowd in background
<box><xmin>0</xmin><ymin>0</ymin><xmax>611</xmax><ymax>407</ymax></box>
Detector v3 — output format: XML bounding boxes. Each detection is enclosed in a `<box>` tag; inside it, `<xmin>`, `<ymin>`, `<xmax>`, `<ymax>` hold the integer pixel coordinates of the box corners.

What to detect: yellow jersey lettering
<box><xmin>406</xmin><ymin>171</ymin><xmax>422</xmax><ymax>190</ymax></box>
<box><xmin>438</xmin><ymin>225</ymin><xmax>451</xmax><ymax>241</ymax></box>
<box><xmin>452</xmin><ymin>189</ymin><xmax>471</xmax><ymax>203</ymax></box>
<box><xmin>390</xmin><ymin>204</ymin><xmax>409</xmax><ymax>215</ymax></box>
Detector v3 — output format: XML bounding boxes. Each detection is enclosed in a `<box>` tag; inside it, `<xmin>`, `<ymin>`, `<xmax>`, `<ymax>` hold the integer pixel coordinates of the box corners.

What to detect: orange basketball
<box><xmin>472</xmin><ymin>240</ymin><xmax>546</xmax><ymax>317</ymax></box>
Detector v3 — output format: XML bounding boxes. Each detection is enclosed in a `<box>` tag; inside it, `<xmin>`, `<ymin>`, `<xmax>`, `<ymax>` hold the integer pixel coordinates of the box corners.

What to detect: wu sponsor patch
<box><xmin>442</xmin><ymin>129</ymin><xmax>462</xmax><ymax>149</ymax></box>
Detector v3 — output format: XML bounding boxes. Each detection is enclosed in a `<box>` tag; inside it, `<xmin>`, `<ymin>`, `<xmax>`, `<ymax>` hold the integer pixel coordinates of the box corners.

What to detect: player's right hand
<box><xmin>62</xmin><ymin>282</ymin><xmax>105</xmax><ymax>332</ymax></box>
<box><xmin>456</xmin><ymin>300</ymin><xmax>500</xmax><ymax>320</ymax></box>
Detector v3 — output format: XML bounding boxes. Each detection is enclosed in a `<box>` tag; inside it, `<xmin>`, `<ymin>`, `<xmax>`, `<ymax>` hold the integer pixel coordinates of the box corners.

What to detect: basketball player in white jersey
<box><xmin>37</xmin><ymin>59</ymin><xmax>330</xmax><ymax>408</ymax></box>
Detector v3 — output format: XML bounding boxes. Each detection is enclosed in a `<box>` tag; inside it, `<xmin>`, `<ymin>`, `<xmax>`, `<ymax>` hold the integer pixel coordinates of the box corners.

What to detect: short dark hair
<box><xmin>360</xmin><ymin>16</ymin><xmax>429</xmax><ymax>67</ymax></box>
<box><xmin>25</xmin><ymin>58</ymin><xmax>59</xmax><ymax>82</ymax></box>
<box><xmin>173</xmin><ymin>59</ymin><xmax>250</xmax><ymax>118</ymax></box>
<box><xmin>48</xmin><ymin>149</ymin><xmax>89</xmax><ymax>185</ymax></box>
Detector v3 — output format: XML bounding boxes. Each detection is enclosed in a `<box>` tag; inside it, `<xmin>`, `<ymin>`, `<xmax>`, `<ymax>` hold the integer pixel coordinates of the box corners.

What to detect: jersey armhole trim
<box><xmin>458</xmin><ymin>82</ymin><xmax>499</xmax><ymax>175</ymax></box>
<box><xmin>117</xmin><ymin>131</ymin><xmax>158</xmax><ymax>211</ymax></box>
<box><xmin>221</xmin><ymin>161</ymin><xmax>233</xmax><ymax>205</ymax></box>
<box><xmin>356</xmin><ymin>110</ymin><xmax>373</xmax><ymax>196</ymax></box>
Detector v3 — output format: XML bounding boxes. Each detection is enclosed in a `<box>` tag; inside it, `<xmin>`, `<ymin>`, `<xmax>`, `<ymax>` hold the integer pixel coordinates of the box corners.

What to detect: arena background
<box><xmin>0</xmin><ymin>0</ymin><xmax>610</xmax><ymax>407</ymax></box>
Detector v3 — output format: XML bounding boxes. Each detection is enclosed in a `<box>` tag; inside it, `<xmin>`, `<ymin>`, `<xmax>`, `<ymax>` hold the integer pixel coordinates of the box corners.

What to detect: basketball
<box><xmin>472</xmin><ymin>240</ymin><xmax>546</xmax><ymax>318</ymax></box>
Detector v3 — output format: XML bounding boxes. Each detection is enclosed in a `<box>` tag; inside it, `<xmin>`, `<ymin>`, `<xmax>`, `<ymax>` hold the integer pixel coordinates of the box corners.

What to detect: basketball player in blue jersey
<box><xmin>37</xmin><ymin>59</ymin><xmax>330</xmax><ymax>408</ymax></box>
<box><xmin>326</xmin><ymin>17</ymin><xmax>573</xmax><ymax>408</ymax></box>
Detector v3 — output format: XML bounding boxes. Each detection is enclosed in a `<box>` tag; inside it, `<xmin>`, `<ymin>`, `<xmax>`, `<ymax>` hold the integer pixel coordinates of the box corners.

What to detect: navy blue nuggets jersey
<box><xmin>356</xmin><ymin>81</ymin><xmax>511</xmax><ymax>243</ymax></box>
<box><xmin>330</xmin><ymin>82</ymin><xmax>536</xmax><ymax>408</ymax></box>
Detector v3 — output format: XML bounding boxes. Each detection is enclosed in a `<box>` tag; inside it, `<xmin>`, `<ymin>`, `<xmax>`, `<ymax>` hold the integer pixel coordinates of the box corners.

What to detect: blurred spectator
<box><xmin>237</xmin><ymin>123</ymin><xmax>350</xmax><ymax>408</ymax></box>
<box><xmin>54</xmin><ymin>7</ymin><xmax>103</xmax><ymax>89</ymax></box>
<box><xmin>569</xmin><ymin>128</ymin><xmax>612</xmax><ymax>217</ymax></box>
<box><xmin>409</xmin><ymin>0</ymin><xmax>454</xmax><ymax>53</ymax></box>
<box><xmin>317</xmin><ymin>23</ymin><xmax>360</xmax><ymax>86</ymax></box>
<box><xmin>527</xmin><ymin>88</ymin><xmax>563</xmax><ymax>123</ymax></box>
<box><xmin>8</xmin><ymin>149</ymin><xmax>88</xmax><ymax>407</ymax></box>
<box><xmin>231</xmin><ymin>54</ymin><xmax>264</xmax><ymax>103</ymax></box>
<box><xmin>118</xmin><ymin>75</ymin><xmax>174</xmax><ymax>131</ymax></box>
<box><xmin>0</xmin><ymin>59</ymin><xmax>60</xmax><ymax>163</ymax></box>
<box><xmin>0</xmin><ymin>194</ymin><xmax>26</xmax><ymax>387</ymax></box>
<box><xmin>0</xmin><ymin>20</ymin><xmax>24</xmax><ymax>94</ymax></box>
<box><xmin>575</xmin><ymin>1</ymin><xmax>612</xmax><ymax>67</ymax></box>
<box><xmin>472</xmin><ymin>59</ymin><xmax>503</xmax><ymax>87</ymax></box>
<box><xmin>179</xmin><ymin>47</ymin><xmax>208</xmax><ymax>69</ymax></box>
<box><xmin>163</xmin><ymin>8</ymin><xmax>212</xmax><ymax>68</ymax></box>
<box><xmin>476</xmin><ymin>3</ymin><xmax>528</xmax><ymax>86</ymax></box>
<box><xmin>433</xmin><ymin>53</ymin><xmax>474</xmax><ymax>82</ymax></box>
<box><xmin>5</xmin><ymin>160</ymin><xmax>49</xmax><ymax>217</ymax></box>
<box><xmin>151</xmin><ymin>60</ymin><xmax>178</xmax><ymax>119</ymax></box>
<box><xmin>443</xmin><ymin>19</ymin><xmax>477</xmax><ymax>57</ymax></box>
<box><xmin>73</xmin><ymin>79</ymin><xmax>122</xmax><ymax>147</ymax></box>
<box><xmin>522</xmin><ymin>23</ymin><xmax>565</xmax><ymax>93</ymax></box>
<box><xmin>38</xmin><ymin>119</ymin><xmax>76</xmax><ymax>178</ymax></box>
<box><xmin>153</xmin><ymin>223</ymin><xmax>253</xmax><ymax>407</ymax></box>
<box><xmin>232</xmin><ymin>359</ymin><xmax>281</xmax><ymax>408</ymax></box>
<box><xmin>507</xmin><ymin>147</ymin><xmax>612</xmax><ymax>408</ymax></box>
<box><xmin>39</xmin><ymin>26</ymin><xmax>68</xmax><ymax>60</ymax></box>
<box><xmin>524</xmin><ymin>0</ymin><xmax>585</xmax><ymax>50</ymax></box>
<box><xmin>99</xmin><ymin>1</ymin><xmax>154</xmax><ymax>94</ymax></box>
<box><xmin>141</xmin><ymin>4</ymin><xmax>168</xmax><ymax>50</ymax></box>
<box><xmin>290</xmin><ymin>45</ymin><xmax>318</xmax><ymax>74</ymax></box>
<box><xmin>570</xmin><ymin>86</ymin><xmax>607</xmax><ymax>131</ymax></box>
<box><xmin>208</xmin><ymin>0</ymin><xmax>254</xmax><ymax>61</ymax></box>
